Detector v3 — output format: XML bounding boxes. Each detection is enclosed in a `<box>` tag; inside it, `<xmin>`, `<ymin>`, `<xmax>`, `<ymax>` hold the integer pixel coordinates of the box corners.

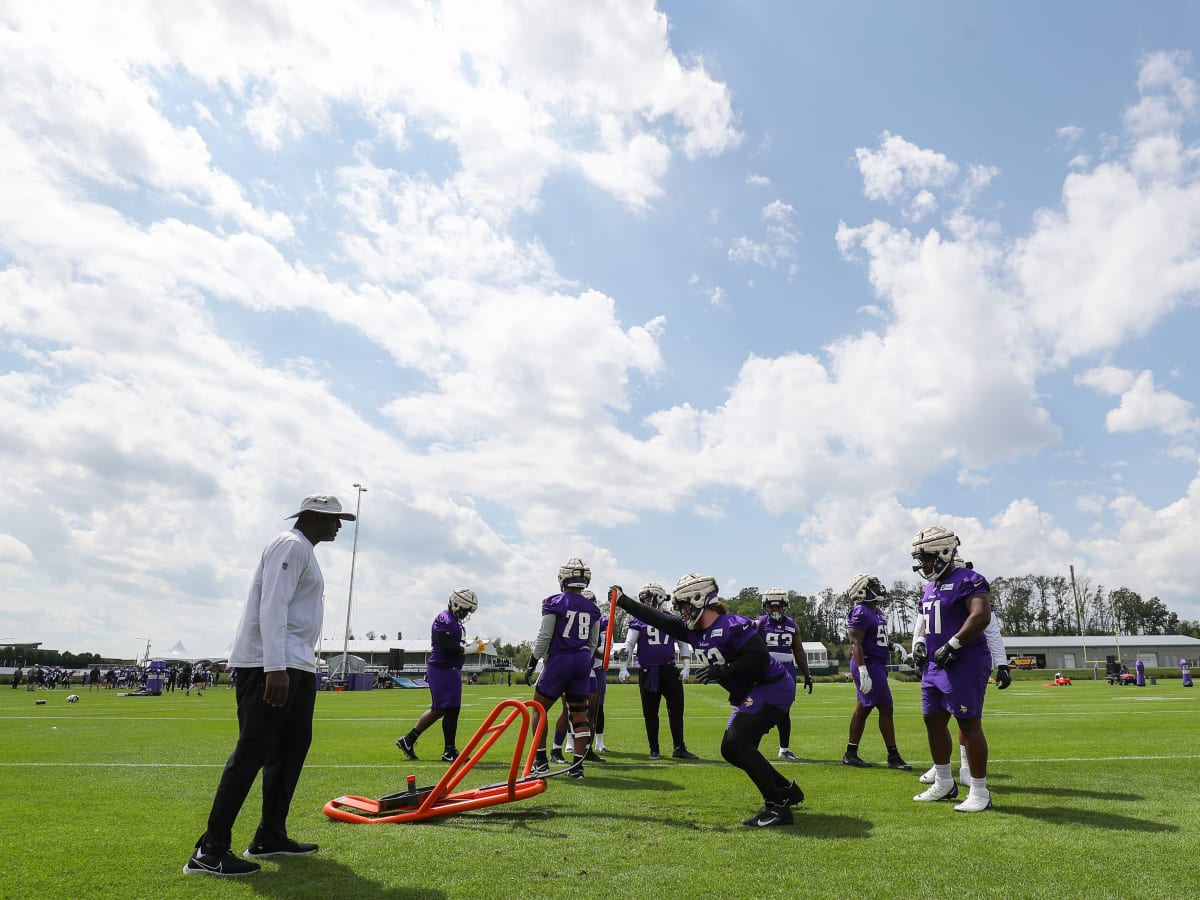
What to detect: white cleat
<box><xmin>918</xmin><ymin>766</ymin><xmax>937</xmax><ymax>784</ymax></box>
<box><xmin>954</xmin><ymin>792</ymin><xmax>994</xmax><ymax>813</ymax></box>
<box><xmin>913</xmin><ymin>782</ymin><xmax>959</xmax><ymax>802</ymax></box>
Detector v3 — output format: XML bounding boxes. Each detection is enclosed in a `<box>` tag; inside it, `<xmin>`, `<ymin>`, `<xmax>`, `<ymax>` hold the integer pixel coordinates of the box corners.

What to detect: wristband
<box><xmin>948</xmin><ymin>636</ymin><xmax>962</xmax><ymax>651</ymax></box>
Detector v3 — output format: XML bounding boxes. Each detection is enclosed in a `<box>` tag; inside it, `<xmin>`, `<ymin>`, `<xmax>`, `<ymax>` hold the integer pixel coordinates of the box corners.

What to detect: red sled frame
<box><xmin>324</xmin><ymin>698</ymin><xmax>549</xmax><ymax>824</ymax></box>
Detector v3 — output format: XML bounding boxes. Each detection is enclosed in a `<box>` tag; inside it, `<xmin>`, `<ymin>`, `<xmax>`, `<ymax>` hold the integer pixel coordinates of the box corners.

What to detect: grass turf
<box><xmin>1</xmin><ymin>678</ymin><xmax>1196</xmax><ymax>899</ymax></box>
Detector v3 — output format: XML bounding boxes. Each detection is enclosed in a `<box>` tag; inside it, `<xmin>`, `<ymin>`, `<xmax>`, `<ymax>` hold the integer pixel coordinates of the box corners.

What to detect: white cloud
<box><xmin>746</xmin><ymin>173</ymin><xmax>770</xmax><ymax>186</ymax></box>
<box><xmin>729</xmin><ymin>199</ymin><xmax>799</xmax><ymax>268</ymax></box>
<box><xmin>1079</xmin><ymin>367</ymin><xmax>1199</xmax><ymax>436</ymax></box>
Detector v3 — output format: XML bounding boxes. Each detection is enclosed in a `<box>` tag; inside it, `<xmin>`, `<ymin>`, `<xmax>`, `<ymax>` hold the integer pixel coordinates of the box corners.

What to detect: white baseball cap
<box><xmin>285</xmin><ymin>494</ymin><xmax>356</xmax><ymax>520</ymax></box>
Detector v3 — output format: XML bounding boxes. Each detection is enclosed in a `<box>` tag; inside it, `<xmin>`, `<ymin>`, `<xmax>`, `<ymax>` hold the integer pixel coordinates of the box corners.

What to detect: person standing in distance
<box><xmin>909</xmin><ymin>527</ymin><xmax>995</xmax><ymax>813</ymax></box>
<box><xmin>184</xmin><ymin>494</ymin><xmax>353</xmax><ymax>877</ymax></box>
<box><xmin>396</xmin><ymin>588</ymin><xmax>480</xmax><ymax>762</ymax></box>
<box><xmin>754</xmin><ymin>588</ymin><xmax>814</xmax><ymax>761</ymax></box>
<box><xmin>614</xmin><ymin>574</ymin><xmax>802</xmax><ymax>828</ymax></box>
<box><xmin>620</xmin><ymin>582</ymin><xmax>698</xmax><ymax>761</ymax></box>
<box><xmin>525</xmin><ymin>558</ymin><xmax>602</xmax><ymax>779</ymax></box>
<box><xmin>841</xmin><ymin>574</ymin><xmax>911</xmax><ymax>771</ymax></box>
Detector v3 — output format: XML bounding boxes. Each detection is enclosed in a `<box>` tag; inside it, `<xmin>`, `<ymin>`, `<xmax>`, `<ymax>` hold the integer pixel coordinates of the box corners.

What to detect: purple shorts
<box><xmin>920</xmin><ymin>653</ymin><xmax>990</xmax><ymax>719</ymax></box>
<box><xmin>426</xmin><ymin>666</ymin><xmax>462</xmax><ymax>709</ymax></box>
<box><xmin>853</xmin><ymin>659</ymin><xmax>893</xmax><ymax>707</ymax></box>
<box><xmin>726</xmin><ymin>672</ymin><xmax>796</xmax><ymax>728</ymax></box>
<box><xmin>537</xmin><ymin>651</ymin><xmax>592</xmax><ymax>700</ymax></box>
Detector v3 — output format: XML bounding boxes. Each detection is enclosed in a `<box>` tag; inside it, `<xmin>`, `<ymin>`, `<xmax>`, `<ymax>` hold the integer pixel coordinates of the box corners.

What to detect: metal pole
<box><xmin>339</xmin><ymin>484</ymin><xmax>366</xmax><ymax>682</ymax></box>
<box><xmin>1069</xmin><ymin>565</ymin><xmax>1089</xmax><ymax>665</ymax></box>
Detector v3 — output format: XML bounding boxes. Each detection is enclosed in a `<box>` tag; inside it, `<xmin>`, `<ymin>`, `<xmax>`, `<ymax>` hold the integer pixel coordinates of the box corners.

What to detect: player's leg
<box><xmin>640</xmin><ymin>683</ymin><xmax>663</xmax><ymax>758</ymax></box>
<box><xmin>661</xmin><ymin>673</ymin><xmax>697</xmax><ymax>758</ymax></box>
<box><xmin>913</xmin><ymin>695</ymin><xmax>958</xmax><ymax>802</ymax></box>
<box><xmin>723</xmin><ymin>706</ymin><xmax>795</xmax><ymax>827</ymax></box>
<box><xmin>550</xmin><ymin>705</ymin><xmax>570</xmax><ymax>763</ymax></box>
<box><xmin>843</xmin><ymin>700</ymin><xmax>873</xmax><ymax>767</ymax></box>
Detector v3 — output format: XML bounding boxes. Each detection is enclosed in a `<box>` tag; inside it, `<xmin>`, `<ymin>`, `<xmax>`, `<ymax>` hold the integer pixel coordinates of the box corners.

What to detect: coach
<box><xmin>184</xmin><ymin>493</ymin><xmax>354</xmax><ymax>877</ymax></box>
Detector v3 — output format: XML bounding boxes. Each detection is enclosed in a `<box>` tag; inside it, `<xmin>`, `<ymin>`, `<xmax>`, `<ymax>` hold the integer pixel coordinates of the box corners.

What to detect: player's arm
<box><xmin>433</xmin><ymin>629</ymin><xmax>462</xmax><ymax>658</ymax></box>
<box><xmin>983</xmin><ymin>609</ymin><xmax>1012</xmax><ymax>688</ymax></box>
<box><xmin>619</xmin><ymin>627</ymin><xmax>639</xmax><ymax>682</ymax></box>
<box><xmin>530</xmin><ymin>614</ymin><xmax>556</xmax><ymax>660</ymax></box>
<box><xmin>933</xmin><ymin>593</ymin><xmax>991</xmax><ymax>667</ymax></box>
<box><xmin>613</xmin><ymin>591</ymin><xmax>689</xmax><ymax>642</ymax></box>
<box><xmin>258</xmin><ymin>541</ymin><xmax>304</xmax><ymax>706</ymax></box>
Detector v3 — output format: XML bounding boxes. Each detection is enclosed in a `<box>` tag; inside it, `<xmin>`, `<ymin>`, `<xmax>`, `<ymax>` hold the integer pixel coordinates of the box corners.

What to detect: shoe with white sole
<box><xmin>778</xmin><ymin>749</ymin><xmax>800</xmax><ymax>761</ymax></box>
<box><xmin>918</xmin><ymin>766</ymin><xmax>937</xmax><ymax>784</ymax></box>
<box><xmin>954</xmin><ymin>792</ymin><xmax>994</xmax><ymax>813</ymax></box>
<box><xmin>913</xmin><ymin>782</ymin><xmax>959</xmax><ymax>802</ymax></box>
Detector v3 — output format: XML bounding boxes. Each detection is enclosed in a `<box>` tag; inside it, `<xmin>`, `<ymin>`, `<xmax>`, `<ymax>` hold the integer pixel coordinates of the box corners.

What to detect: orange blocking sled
<box><xmin>324</xmin><ymin>698</ymin><xmax>548</xmax><ymax>824</ymax></box>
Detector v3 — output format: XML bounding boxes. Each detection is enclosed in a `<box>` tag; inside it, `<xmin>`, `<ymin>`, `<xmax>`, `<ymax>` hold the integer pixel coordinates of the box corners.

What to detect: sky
<box><xmin>3</xmin><ymin>1</ymin><xmax>1200</xmax><ymax>661</ymax></box>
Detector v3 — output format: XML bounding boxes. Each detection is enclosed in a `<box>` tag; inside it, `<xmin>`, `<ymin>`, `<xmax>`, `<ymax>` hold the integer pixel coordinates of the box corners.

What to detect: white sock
<box><xmin>934</xmin><ymin>763</ymin><xmax>953</xmax><ymax>785</ymax></box>
<box><xmin>595</xmin><ymin>732</ymin><xmax>604</xmax><ymax>748</ymax></box>
<box><xmin>969</xmin><ymin>775</ymin><xmax>989</xmax><ymax>796</ymax></box>
<box><xmin>959</xmin><ymin>745</ymin><xmax>971</xmax><ymax>778</ymax></box>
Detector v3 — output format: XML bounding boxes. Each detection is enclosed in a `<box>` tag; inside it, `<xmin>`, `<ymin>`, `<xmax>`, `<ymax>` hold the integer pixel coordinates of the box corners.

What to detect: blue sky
<box><xmin>3</xmin><ymin>1</ymin><xmax>1200</xmax><ymax>660</ymax></box>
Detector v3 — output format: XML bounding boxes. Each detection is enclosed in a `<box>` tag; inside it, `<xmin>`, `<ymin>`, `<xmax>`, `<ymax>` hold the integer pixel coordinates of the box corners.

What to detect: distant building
<box><xmin>317</xmin><ymin>638</ymin><xmax>501</xmax><ymax>674</ymax></box>
<box><xmin>1000</xmin><ymin>635</ymin><xmax>1200</xmax><ymax>670</ymax></box>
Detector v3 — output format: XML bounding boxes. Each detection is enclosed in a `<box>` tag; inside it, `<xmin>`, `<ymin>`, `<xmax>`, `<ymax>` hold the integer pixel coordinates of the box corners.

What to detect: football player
<box><xmin>619</xmin><ymin>582</ymin><xmax>698</xmax><ymax>761</ymax></box>
<box><xmin>614</xmin><ymin>574</ymin><xmax>802</xmax><ymax>827</ymax></box>
<box><xmin>841</xmin><ymin>575</ymin><xmax>911</xmax><ymax>771</ymax></box>
<box><xmin>526</xmin><ymin>559</ymin><xmax>602</xmax><ymax>779</ymax></box>
<box><xmin>754</xmin><ymin>588</ymin><xmax>814</xmax><ymax>761</ymax></box>
<box><xmin>395</xmin><ymin>588</ymin><xmax>479</xmax><ymax>762</ymax></box>
<box><xmin>551</xmin><ymin>589</ymin><xmax>606</xmax><ymax>763</ymax></box>
<box><xmin>909</xmin><ymin>527</ymin><xmax>995</xmax><ymax>812</ymax></box>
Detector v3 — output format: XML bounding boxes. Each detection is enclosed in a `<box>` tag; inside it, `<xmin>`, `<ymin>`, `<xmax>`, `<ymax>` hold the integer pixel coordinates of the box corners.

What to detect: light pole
<box><xmin>339</xmin><ymin>483</ymin><xmax>367</xmax><ymax>682</ymax></box>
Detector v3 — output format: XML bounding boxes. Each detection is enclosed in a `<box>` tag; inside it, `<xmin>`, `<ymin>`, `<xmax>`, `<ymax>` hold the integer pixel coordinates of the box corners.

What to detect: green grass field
<box><xmin>2</xmin><ymin>677</ymin><xmax>1197</xmax><ymax>899</ymax></box>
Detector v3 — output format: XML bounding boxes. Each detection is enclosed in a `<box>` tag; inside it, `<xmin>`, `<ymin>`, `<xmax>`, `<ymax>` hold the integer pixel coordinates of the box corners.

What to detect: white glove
<box><xmin>619</xmin><ymin>666</ymin><xmax>629</xmax><ymax>683</ymax></box>
<box><xmin>857</xmin><ymin>665</ymin><xmax>872</xmax><ymax>695</ymax></box>
<box><xmin>680</xmin><ymin>666</ymin><xmax>690</xmax><ymax>682</ymax></box>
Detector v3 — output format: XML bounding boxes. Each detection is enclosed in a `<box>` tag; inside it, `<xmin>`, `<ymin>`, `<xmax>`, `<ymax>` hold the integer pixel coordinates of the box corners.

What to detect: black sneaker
<box><xmin>584</xmin><ymin>748</ymin><xmax>605</xmax><ymax>762</ymax></box>
<box><xmin>531</xmin><ymin>759</ymin><xmax>550</xmax><ymax>777</ymax></box>
<box><xmin>842</xmin><ymin>752</ymin><xmax>872</xmax><ymax>768</ymax></box>
<box><xmin>183</xmin><ymin>847</ymin><xmax>261</xmax><ymax>877</ymax></box>
<box><xmin>887</xmin><ymin>753</ymin><xmax>913</xmax><ymax>771</ymax></box>
<box><xmin>784</xmin><ymin>780</ymin><xmax>805</xmax><ymax>806</ymax></box>
<box><xmin>672</xmin><ymin>747</ymin><xmax>699</xmax><ymax>760</ymax></box>
<box><xmin>648</xmin><ymin>750</ymin><xmax>662</xmax><ymax>760</ymax></box>
<box><xmin>395</xmin><ymin>735</ymin><xmax>417</xmax><ymax>760</ymax></box>
<box><xmin>441</xmin><ymin>748</ymin><xmax>460</xmax><ymax>762</ymax></box>
<box><xmin>566</xmin><ymin>761</ymin><xmax>585</xmax><ymax>780</ymax></box>
<box><xmin>549</xmin><ymin>750</ymin><xmax>567</xmax><ymax>764</ymax></box>
<box><xmin>244</xmin><ymin>838</ymin><xmax>318</xmax><ymax>859</ymax></box>
<box><xmin>742</xmin><ymin>801</ymin><xmax>793</xmax><ymax>827</ymax></box>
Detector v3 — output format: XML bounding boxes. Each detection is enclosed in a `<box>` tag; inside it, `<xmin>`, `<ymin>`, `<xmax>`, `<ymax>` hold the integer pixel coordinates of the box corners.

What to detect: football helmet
<box><xmin>638</xmin><ymin>582</ymin><xmax>669</xmax><ymax>609</ymax></box>
<box><xmin>846</xmin><ymin>573</ymin><xmax>886</xmax><ymax>603</ymax></box>
<box><xmin>762</xmin><ymin>587</ymin><xmax>789</xmax><ymax>622</ymax></box>
<box><xmin>558</xmin><ymin>557</ymin><xmax>591</xmax><ymax>590</ymax></box>
<box><xmin>672</xmin><ymin>572</ymin><xmax>720</xmax><ymax>631</ymax></box>
<box><xmin>448</xmin><ymin>587</ymin><xmax>478</xmax><ymax>621</ymax></box>
<box><xmin>911</xmin><ymin>526</ymin><xmax>960</xmax><ymax>582</ymax></box>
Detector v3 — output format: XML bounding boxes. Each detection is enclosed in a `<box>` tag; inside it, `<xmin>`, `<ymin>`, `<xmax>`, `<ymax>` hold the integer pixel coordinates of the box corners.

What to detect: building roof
<box><xmin>1002</xmin><ymin>634</ymin><xmax>1200</xmax><ymax>648</ymax></box>
<box><xmin>318</xmin><ymin>638</ymin><xmax>497</xmax><ymax>656</ymax></box>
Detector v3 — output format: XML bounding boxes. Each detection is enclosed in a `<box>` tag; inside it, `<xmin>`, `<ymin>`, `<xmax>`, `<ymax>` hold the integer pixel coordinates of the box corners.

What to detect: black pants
<box><xmin>722</xmin><ymin>704</ymin><xmax>792</xmax><ymax>802</ymax></box>
<box><xmin>639</xmin><ymin>666</ymin><xmax>686</xmax><ymax>752</ymax></box>
<box><xmin>197</xmin><ymin>667</ymin><xmax>316</xmax><ymax>852</ymax></box>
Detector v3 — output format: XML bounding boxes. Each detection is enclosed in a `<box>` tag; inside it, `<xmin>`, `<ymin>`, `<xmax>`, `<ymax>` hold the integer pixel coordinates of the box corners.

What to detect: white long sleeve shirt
<box><xmin>227</xmin><ymin>528</ymin><xmax>324</xmax><ymax>673</ymax></box>
<box><xmin>911</xmin><ymin>600</ymin><xmax>1007</xmax><ymax>668</ymax></box>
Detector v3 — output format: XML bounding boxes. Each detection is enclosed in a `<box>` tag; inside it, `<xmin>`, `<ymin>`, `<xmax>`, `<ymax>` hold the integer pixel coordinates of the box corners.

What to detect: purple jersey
<box><xmin>687</xmin><ymin>613</ymin><xmax>793</xmax><ymax>710</ymax></box>
<box><xmin>919</xmin><ymin>566</ymin><xmax>990</xmax><ymax>666</ymax></box>
<box><xmin>427</xmin><ymin>609</ymin><xmax>465</xmax><ymax>669</ymax></box>
<box><xmin>542</xmin><ymin>591</ymin><xmax>602</xmax><ymax>656</ymax></box>
<box><xmin>754</xmin><ymin>614</ymin><xmax>800</xmax><ymax>671</ymax></box>
<box><xmin>846</xmin><ymin>603</ymin><xmax>889</xmax><ymax>665</ymax></box>
<box><xmin>629</xmin><ymin>615</ymin><xmax>682</xmax><ymax>668</ymax></box>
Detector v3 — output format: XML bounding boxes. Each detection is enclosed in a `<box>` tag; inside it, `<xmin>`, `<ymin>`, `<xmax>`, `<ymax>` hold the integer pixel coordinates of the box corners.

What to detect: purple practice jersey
<box><xmin>427</xmin><ymin>609</ymin><xmax>465</xmax><ymax>669</ymax></box>
<box><xmin>687</xmin><ymin>613</ymin><xmax>793</xmax><ymax>711</ymax></box>
<box><xmin>629</xmin><ymin>615</ymin><xmax>682</xmax><ymax>668</ymax></box>
<box><xmin>754</xmin><ymin>614</ymin><xmax>800</xmax><ymax>672</ymax></box>
<box><xmin>846</xmin><ymin>604</ymin><xmax>890</xmax><ymax>665</ymax></box>
<box><xmin>919</xmin><ymin>566</ymin><xmax>990</xmax><ymax>665</ymax></box>
<box><xmin>543</xmin><ymin>591</ymin><xmax>602</xmax><ymax>656</ymax></box>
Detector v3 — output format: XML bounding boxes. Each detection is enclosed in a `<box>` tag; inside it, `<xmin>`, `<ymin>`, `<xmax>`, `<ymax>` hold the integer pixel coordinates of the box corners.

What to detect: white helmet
<box><xmin>846</xmin><ymin>573</ymin><xmax>886</xmax><ymax>603</ymax></box>
<box><xmin>672</xmin><ymin>572</ymin><xmax>720</xmax><ymax>631</ymax></box>
<box><xmin>448</xmin><ymin>587</ymin><xmax>479</xmax><ymax>621</ymax></box>
<box><xmin>762</xmin><ymin>587</ymin><xmax>789</xmax><ymax>622</ymax></box>
<box><xmin>911</xmin><ymin>526</ymin><xmax>961</xmax><ymax>582</ymax></box>
<box><xmin>638</xmin><ymin>582</ymin><xmax>669</xmax><ymax>609</ymax></box>
<box><xmin>558</xmin><ymin>557</ymin><xmax>591</xmax><ymax>590</ymax></box>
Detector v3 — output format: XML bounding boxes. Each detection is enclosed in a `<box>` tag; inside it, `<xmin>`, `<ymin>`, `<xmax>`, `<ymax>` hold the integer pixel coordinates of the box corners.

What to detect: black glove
<box><xmin>695</xmin><ymin>665</ymin><xmax>728</xmax><ymax>684</ymax></box>
<box><xmin>524</xmin><ymin>661</ymin><xmax>538</xmax><ymax>686</ymax></box>
<box><xmin>803</xmin><ymin>674</ymin><xmax>814</xmax><ymax>695</ymax></box>
<box><xmin>933</xmin><ymin>642</ymin><xmax>958</xmax><ymax>668</ymax></box>
<box><xmin>610</xmin><ymin>585</ymin><xmax>635</xmax><ymax>611</ymax></box>
<box><xmin>995</xmin><ymin>664</ymin><xmax>1012</xmax><ymax>690</ymax></box>
<box><xmin>912</xmin><ymin>642</ymin><xmax>928</xmax><ymax>670</ymax></box>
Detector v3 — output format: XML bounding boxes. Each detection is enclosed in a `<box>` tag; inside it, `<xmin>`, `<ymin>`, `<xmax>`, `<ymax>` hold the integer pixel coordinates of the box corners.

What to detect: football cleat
<box><xmin>919</xmin><ymin>765</ymin><xmax>937</xmax><ymax>784</ymax></box>
<box><xmin>742</xmin><ymin>801</ymin><xmax>793</xmax><ymax>827</ymax></box>
<box><xmin>778</xmin><ymin>749</ymin><xmax>800</xmax><ymax>761</ymax></box>
<box><xmin>842</xmin><ymin>753</ymin><xmax>872</xmax><ymax>768</ymax></box>
<box><xmin>672</xmin><ymin>747</ymin><xmax>699</xmax><ymax>760</ymax></box>
<box><xmin>784</xmin><ymin>780</ymin><xmax>805</xmax><ymax>806</ymax></box>
<box><xmin>441</xmin><ymin>748</ymin><xmax>461</xmax><ymax>762</ymax></box>
<box><xmin>584</xmin><ymin>748</ymin><xmax>605</xmax><ymax>762</ymax></box>
<box><xmin>954</xmin><ymin>792</ymin><xmax>994</xmax><ymax>813</ymax></box>
<box><xmin>395</xmin><ymin>735</ymin><xmax>417</xmax><ymax>760</ymax></box>
<box><xmin>531</xmin><ymin>760</ymin><xmax>550</xmax><ymax>777</ymax></box>
<box><xmin>887</xmin><ymin>753</ymin><xmax>913</xmax><ymax>771</ymax></box>
<box><xmin>549</xmin><ymin>749</ymin><xmax>567</xmax><ymax>764</ymax></box>
<box><xmin>913</xmin><ymin>782</ymin><xmax>960</xmax><ymax>802</ymax></box>
<box><xmin>566</xmin><ymin>761</ymin><xmax>585</xmax><ymax>780</ymax></box>
<box><xmin>648</xmin><ymin>750</ymin><xmax>662</xmax><ymax>760</ymax></box>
